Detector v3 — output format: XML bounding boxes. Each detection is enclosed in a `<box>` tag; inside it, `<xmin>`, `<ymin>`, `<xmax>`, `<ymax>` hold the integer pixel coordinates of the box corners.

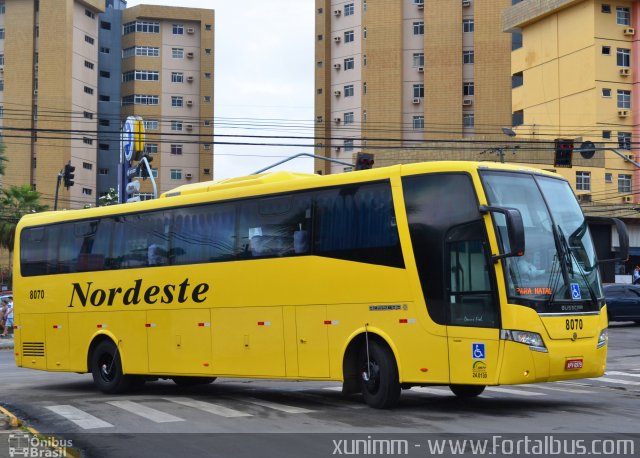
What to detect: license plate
<box><xmin>565</xmin><ymin>359</ymin><xmax>583</xmax><ymax>370</ymax></box>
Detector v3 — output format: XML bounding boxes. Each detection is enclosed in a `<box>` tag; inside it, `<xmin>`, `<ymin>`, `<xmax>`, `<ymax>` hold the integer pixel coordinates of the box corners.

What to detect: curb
<box><xmin>0</xmin><ymin>339</ymin><xmax>13</xmax><ymax>350</ymax></box>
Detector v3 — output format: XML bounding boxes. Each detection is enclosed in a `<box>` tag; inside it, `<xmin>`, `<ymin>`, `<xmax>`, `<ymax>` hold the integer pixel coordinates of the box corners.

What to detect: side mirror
<box><xmin>586</xmin><ymin>216</ymin><xmax>629</xmax><ymax>263</ymax></box>
<box><xmin>479</xmin><ymin>205</ymin><xmax>525</xmax><ymax>262</ymax></box>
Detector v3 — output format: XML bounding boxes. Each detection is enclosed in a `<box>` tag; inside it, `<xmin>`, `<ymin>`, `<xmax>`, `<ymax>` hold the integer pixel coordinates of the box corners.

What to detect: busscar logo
<box><xmin>472</xmin><ymin>360</ymin><xmax>487</xmax><ymax>379</ymax></box>
<box><xmin>68</xmin><ymin>278</ymin><xmax>210</xmax><ymax>308</ymax></box>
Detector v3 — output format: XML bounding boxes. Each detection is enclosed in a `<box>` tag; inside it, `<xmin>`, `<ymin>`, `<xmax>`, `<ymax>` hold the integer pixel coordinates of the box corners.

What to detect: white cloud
<box><xmin>127</xmin><ymin>0</ymin><xmax>316</xmax><ymax>180</ymax></box>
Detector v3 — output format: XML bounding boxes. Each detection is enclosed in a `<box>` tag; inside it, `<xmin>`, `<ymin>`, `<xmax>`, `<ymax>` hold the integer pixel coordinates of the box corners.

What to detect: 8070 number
<box><xmin>30</xmin><ymin>289</ymin><xmax>45</xmax><ymax>299</ymax></box>
<box><xmin>566</xmin><ymin>318</ymin><xmax>583</xmax><ymax>330</ymax></box>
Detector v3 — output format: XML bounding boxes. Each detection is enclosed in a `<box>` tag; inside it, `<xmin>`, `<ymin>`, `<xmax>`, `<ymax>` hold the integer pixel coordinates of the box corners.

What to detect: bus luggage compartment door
<box><xmin>45</xmin><ymin>313</ymin><xmax>70</xmax><ymax>370</ymax></box>
<box><xmin>447</xmin><ymin>327</ymin><xmax>500</xmax><ymax>385</ymax></box>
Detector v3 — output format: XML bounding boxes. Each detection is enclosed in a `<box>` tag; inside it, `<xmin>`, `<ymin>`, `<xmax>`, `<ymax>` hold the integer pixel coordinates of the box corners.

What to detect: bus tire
<box><xmin>172</xmin><ymin>377</ymin><xmax>216</xmax><ymax>387</ymax></box>
<box><xmin>90</xmin><ymin>340</ymin><xmax>132</xmax><ymax>394</ymax></box>
<box><xmin>358</xmin><ymin>339</ymin><xmax>400</xmax><ymax>409</ymax></box>
<box><xmin>449</xmin><ymin>384</ymin><xmax>485</xmax><ymax>398</ymax></box>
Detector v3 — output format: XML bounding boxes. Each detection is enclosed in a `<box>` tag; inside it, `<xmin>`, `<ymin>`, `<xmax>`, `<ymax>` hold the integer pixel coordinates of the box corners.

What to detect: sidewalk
<box><xmin>0</xmin><ymin>335</ymin><xmax>13</xmax><ymax>351</ymax></box>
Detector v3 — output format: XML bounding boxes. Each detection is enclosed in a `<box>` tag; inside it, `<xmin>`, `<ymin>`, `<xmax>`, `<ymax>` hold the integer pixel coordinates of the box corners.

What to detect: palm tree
<box><xmin>0</xmin><ymin>185</ymin><xmax>48</xmax><ymax>286</ymax></box>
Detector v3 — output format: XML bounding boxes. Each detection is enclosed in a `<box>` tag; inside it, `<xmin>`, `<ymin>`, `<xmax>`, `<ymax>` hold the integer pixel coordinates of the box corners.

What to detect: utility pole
<box><xmin>53</xmin><ymin>170</ymin><xmax>63</xmax><ymax>211</ymax></box>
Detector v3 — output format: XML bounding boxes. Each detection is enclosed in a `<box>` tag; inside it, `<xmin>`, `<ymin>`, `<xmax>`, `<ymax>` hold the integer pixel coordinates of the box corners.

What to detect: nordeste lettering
<box><xmin>68</xmin><ymin>278</ymin><xmax>209</xmax><ymax>307</ymax></box>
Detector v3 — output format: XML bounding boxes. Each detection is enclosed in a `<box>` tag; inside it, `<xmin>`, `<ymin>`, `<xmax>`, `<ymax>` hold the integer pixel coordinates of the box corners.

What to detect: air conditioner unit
<box><xmin>334</xmin><ymin>117</ymin><xmax>341</xmax><ymax>123</ymax></box>
<box><xmin>417</xmin><ymin>3</ymin><xmax>424</xmax><ymax>9</ymax></box>
<box><xmin>462</xmin><ymin>0</ymin><xmax>471</xmax><ymax>6</ymax></box>
<box><xmin>578</xmin><ymin>193</ymin><xmax>592</xmax><ymax>203</ymax></box>
<box><xmin>185</xmin><ymin>173</ymin><xmax>193</xmax><ymax>179</ymax></box>
<box><xmin>186</xmin><ymin>100</ymin><xmax>193</xmax><ymax>106</ymax></box>
<box><xmin>624</xmin><ymin>27</ymin><xmax>635</xmax><ymax>36</ymax></box>
<box><xmin>0</xmin><ymin>66</ymin><xmax>4</xmax><ymax>72</ymax></box>
<box><xmin>334</xmin><ymin>9</ymin><xmax>341</xmax><ymax>16</ymax></box>
<box><xmin>412</xmin><ymin>97</ymin><xmax>421</xmax><ymax>104</ymax></box>
<box><xmin>333</xmin><ymin>63</ymin><xmax>341</xmax><ymax>69</ymax></box>
<box><xmin>185</xmin><ymin>124</ymin><xmax>193</xmax><ymax>131</ymax></box>
<box><xmin>334</xmin><ymin>36</ymin><xmax>341</xmax><ymax>43</ymax></box>
<box><xmin>187</xmin><ymin>27</ymin><xmax>195</xmax><ymax>34</ymax></box>
<box><xmin>186</xmin><ymin>76</ymin><xmax>194</xmax><ymax>82</ymax></box>
<box><xmin>618</xmin><ymin>109</ymin><xmax>629</xmax><ymax>117</ymax></box>
<box><xmin>186</xmin><ymin>52</ymin><xmax>194</xmax><ymax>58</ymax></box>
<box><xmin>620</xmin><ymin>67</ymin><xmax>631</xmax><ymax>76</ymax></box>
<box><xmin>463</xmin><ymin>98</ymin><xmax>473</xmax><ymax>106</ymax></box>
<box><xmin>334</xmin><ymin>90</ymin><xmax>341</xmax><ymax>96</ymax></box>
<box><xmin>627</xmin><ymin>154</ymin><xmax>634</xmax><ymax>160</ymax></box>
<box><xmin>335</xmin><ymin>146</ymin><xmax>341</xmax><ymax>152</ymax></box>
<box><xmin>417</xmin><ymin>66</ymin><xmax>424</xmax><ymax>73</ymax></box>
<box><xmin>624</xmin><ymin>196</ymin><xmax>633</xmax><ymax>203</ymax></box>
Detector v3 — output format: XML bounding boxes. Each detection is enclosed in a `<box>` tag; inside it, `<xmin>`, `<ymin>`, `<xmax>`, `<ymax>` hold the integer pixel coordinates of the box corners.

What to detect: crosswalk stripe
<box><xmin>485</xmin><ymin>387</ymin><xmax>545</xmax><ymax>396</ymax></box>
<box><xmin>409</xmin><ymin>387</ymin><xmax>453</xmax><ymax>396</ymax></box>
<box><xmin>46</xmin><ymin>405</ymin><xmax>113</xmax><ymax>430</ymax></box>
<box><xmin>606</xmin><ymin>371</ymin><xmax>640</xmax><ymax>379</ymax></box>
<box><xmin>106</xmin><ymin>400</ymin><xmax>184</xmax><ymax>423</ymax></box>
<box><xmin>587</xmin><ymin>377</ymin><xmax>640</xmax><ymax>386</ymax></box>
<box><xmin>528</xmin><ymin>384</ymin><xmax>594</xmax><ymax>394</ymax></box>
<box><xmin>240</xmin><ymin>397</ymin><xmax>315</xmax><ymax>414</ymax></box>
<box><xmin>163</xmin><ymin>397</ymin><xmax>252</xmax><ymax>418</ymax></box>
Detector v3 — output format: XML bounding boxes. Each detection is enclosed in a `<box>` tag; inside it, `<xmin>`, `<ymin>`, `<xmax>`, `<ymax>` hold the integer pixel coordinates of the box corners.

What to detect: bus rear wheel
<box><xmin>172</xmin><ymin>377</ymin><xmax>216</xmax><ymax>387</ymax></box>
<box><xmin>449</xmin><ymin>384</ymin><xmax>485</xmax><ymax>398</ymax></box>
<box><xmin>358</xmin><ymin>340</ymin><xmax>400</xmax><ymax>409</ymax></box>
<box><xmin>90</xmin><ymin>340</ymin><xmax>133</xmax><ymax>394</ymax></box>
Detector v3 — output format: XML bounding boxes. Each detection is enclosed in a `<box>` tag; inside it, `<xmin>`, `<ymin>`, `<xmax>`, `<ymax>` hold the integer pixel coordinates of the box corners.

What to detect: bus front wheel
<box><xmin>449</xmin><ymin>384</ymin><xmax>485</xmax><ymax>398</ymax></box>
<box><xmin>90</xmin><ymin>340</ymin><xmax>132</xmax><ymax>394</ymax></box>
<box><xmin>358</xmin><ymin>340</ymin><xmax>400</xmax><ymax>409</ymax></box>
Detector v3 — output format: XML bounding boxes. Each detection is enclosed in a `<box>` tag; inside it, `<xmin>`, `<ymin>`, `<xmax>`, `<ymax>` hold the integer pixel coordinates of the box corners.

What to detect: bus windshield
<box><xmin>481</xmin><ymin>171</ymin><xmax>603</xmax><ymax>313</ymax></box>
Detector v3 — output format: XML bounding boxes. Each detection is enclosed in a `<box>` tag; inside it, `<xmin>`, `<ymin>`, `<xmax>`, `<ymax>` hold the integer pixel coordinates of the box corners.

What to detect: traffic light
<box><xmin>139</xmin><ymin>154</ymin><xmax>153</xmax><ymax>179</ymax></box>
<box><xmin>354</xmin><ymin>153</ymin><xmax>375</xmax><ymax>171</ymax></box>
<box><xmin>63</xmin><ymin>162</ymin><xmax>75</xmax><ymax>188</ymax></box>
<box><xmin>554</xmin><ymin>139</ymin><xmax>574</xmax><ymax>168</ymax></box>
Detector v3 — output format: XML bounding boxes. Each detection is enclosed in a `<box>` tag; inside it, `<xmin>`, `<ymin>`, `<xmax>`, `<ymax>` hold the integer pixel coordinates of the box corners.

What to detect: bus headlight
<box><xmin>597</xmin><ymin>329</ymin><xmax>608</xmax><ymax>349</ymax></box>
<box><xmin>501</xmin><ymin>329</ymin><xmax>548</xmax><ymax>353</ymax></box>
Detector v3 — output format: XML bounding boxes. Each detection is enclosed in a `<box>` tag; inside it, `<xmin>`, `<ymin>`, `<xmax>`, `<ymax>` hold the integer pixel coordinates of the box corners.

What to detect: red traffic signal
<box><xmin>354</xmin><ymin>153</ymin><xmax>375</xmax><ymax>171</ymax></box>
<box><xmin>554</xmin><ymin>139</ymin><xmax>574</xmax><ymax>168</ymax></box>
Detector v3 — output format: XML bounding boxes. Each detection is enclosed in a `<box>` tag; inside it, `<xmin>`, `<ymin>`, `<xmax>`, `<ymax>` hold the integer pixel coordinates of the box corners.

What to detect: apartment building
<box><xmin>314</xmin><ymin>0</ymin><xmax>513</xmax><ymax>174</ymax></box>
<box><xmin>0</xmin><ymin>0</ymin><xmax>104</xmax><ymax>209</ymax></box>
<box><xmin>503</xmin><ymin>0</ymin><xmax>639</xmax><ymax>205</ymax></box>
<box><xmin>0</xmin><ymin>0</ymin><xmax>214</xmax><ymax>208</ymax></box>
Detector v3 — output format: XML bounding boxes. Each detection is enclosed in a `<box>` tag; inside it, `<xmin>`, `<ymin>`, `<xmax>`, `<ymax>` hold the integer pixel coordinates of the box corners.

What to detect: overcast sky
<box><xmin>127</xmin><ymin>0</ymin><xmax>315</xmax><ymax>180</ymax></box>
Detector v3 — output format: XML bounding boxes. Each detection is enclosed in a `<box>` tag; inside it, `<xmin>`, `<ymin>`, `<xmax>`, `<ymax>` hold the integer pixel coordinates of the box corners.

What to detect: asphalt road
<box><xmin>1</xmin><ymin>322</ymin><xmax>639</xmax><ymax>457</ymax></box>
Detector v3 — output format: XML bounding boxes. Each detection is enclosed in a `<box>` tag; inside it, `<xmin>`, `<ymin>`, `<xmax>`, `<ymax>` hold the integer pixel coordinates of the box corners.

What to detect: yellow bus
<box><xmin>13</xmin><ymin>161</ymin><xmax>627</xmax><ymax>409</ymax></box>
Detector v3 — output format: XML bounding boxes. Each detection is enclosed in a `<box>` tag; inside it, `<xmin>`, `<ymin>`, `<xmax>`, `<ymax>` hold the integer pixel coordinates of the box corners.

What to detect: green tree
<box><xmin>0</xmin><ymin>143</ymin><xmax>7</xmax><ymax>177</ymax></box>
<box><xmin>0</xmin><ymin>185</ymin><xmax>48</xmax><ymax>286</ymax></box>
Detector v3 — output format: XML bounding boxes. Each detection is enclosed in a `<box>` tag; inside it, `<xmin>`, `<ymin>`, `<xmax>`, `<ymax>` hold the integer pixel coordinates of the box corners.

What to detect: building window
<box><xmin>0</xmin><ymin>2</ymin><xmax>5</xmax><ymax>14</ymax></box>
<box><xmin>170</xmin><ymin>169</ymin><xmax>183</xmax><ymax>180</ymax></box>
<box><xmin>363</xmin><ymin>54</ymin><xmax>367</xmax><ymax>66</ymax></box>
<box><xmin>512</xmin><ymin>72</ymin><xmax>523</xmax><ymax>88</ymax></box>
<box><xmin>463</xmin><ymin>113</ymin><xmax>475</xmax><ymax>127</ymax></box>
<box><xmin>171</xmin><ymin>96</ymin><xmax>184</xmax><ymax>107</ymax></box>
<box><xmin>98</xmin><ymin>143</ymin><xmax>109</xmax><ymax>151</ymax></box>
<box><xmin>205</xmin><ymin>24</ymin><xmax>212</xmax><ymax>31</ymax></box>
<box><xmin>99</xmin><ymin>168</ymin><xmax>109</xmax><ymax>175</ymax></box>
<box><xmin>576</xmin><ymin>171</ymin><xmax>591</xmax><ymax>191</ymax></box>
<box><xmin>318</xmin><ymin>34</ymin><xmax>323</xmax><ymax>41</ymax></box>
<box><xmin>205</xmin><ymin>48</ymin><xmax>212</xmax><ymax>55</ymax></box>
<box><xmin>144</xmin><ymin>120</ymin><xmax>159</xmax><ymax>130</ymax></box>
<box><xmin>82</xmin><ymin>188</ymin><xmax>92</xmax><ymax>196</ymax></box>
<box><xmin>171</xmin><ymin>144</ymin><xmax>183</xmax><ymax>155</ymax></box>
<box><xmin>617</xmin><ymin>90</ymin><xmax>631</xmax><ymax>108</ymax></box>
<box><xmin>123</xmin><ymin>21</ymin><xmax>160</xmax><ymax>35</ymax></box>
<box><xmin>616</xmin><ymin>7</ymin><xmax>631</xmax><ymax>25</ymax></box>
<box><xmin>145</xmin><ymin>143</ymin><xmax>158</xmax><ymax>154</ymax></box>
<box><xmin>413</xmin><ymin>21</ymin><xmax>424</xmax><ymax>35</ymax></box>
<box><xmin>617</xmin><ymin>48</ymin><xmax>630</xmax><ymax>67</ymax></box>
<box><xmin>413</xmin><ymin>84</ymin><xmax>424</xmax><ymax>98</ymax></box>
<box><xmin>602</xmin><ymin>46</ymin><xmax>611</xmax><ymax>55</ymax></box>
<box><xmin>100</xmin><ymin>46</ymin><xmax>110</xmax><ymax>54</ymax></box>
<box><xmin>100</xmin><ymin>21</ymin><xmax>111</xmax><ymax>30</ymax></box>
<box><xmin>363</xmin><ymin>82</ymin><xmax>367</xmax><ymax>94</ymax></box>
<box><xmin>85</xmin><ymin>35</ymin><xmax>94</xmax><ymax>45</ymax></box>
<box><xmin>204</xmin><ymin>72</ymin><xmax>212</xmax><ymax>79</ymax></box>
<box><xmin>204</xmin><ymin>95</ymin><xmax>211</xmax><ymax>102</ymax></box>
<box><xmin>85</xmin><ymin>9</ymin><xmax>95</xmax><ymax>19</ymax></box>
<box><xmin>84</xmin><ymin>60</ymin><xmax>94</xmax><ymax>69</ymax></box>
<box><xmin>344</xmin><ymin>57</ymin><xmax>355</xmax><ymax>70</ymax></box>
<box><xmin>122</xmin><ymin>70</ymin><xmax>159</xmax><ymax>82</ymax></box>
<box><xmin>122</xmin><ymin>94</ymin><xmax>159</xmax><ymax>105</ymax></box>
<box><xmin>618</xmin><ymin>132</ymin><xmax>632</xmax><ymax>149</ymax></box>
<box><xmin>602</xmin><ymin>88</ymin><xmax>611</xmax><ymax>97</ymax></box>
<box><xmin>413</xmin><ymin>115</ymin><xmax>424</xmax><ymax>130</ymax></box>
<box><xmin>344</xmin><ymin>139</ymin><xmax>354</xmax><ymax>151</ymax></box>
<box><xmin>172</xmin><ymin>72</ymin><xmax>184</xmax><ymax>83</ymax></box>
<box><xmin>99</xmin><ymin>119</ymin><xmax>110</xmax><ymax>126</ymax></box>
<box><xmin>603</xmin><ymin>130</ymin><xmax>611</xmax><ymax>139</ymax></box>
<box><xmin>83</xmin><ymin>162</ymin><xmax>93</xmax><ymax>170</ymax></box>
<box><xmin>203</xmin><ymin>168</ymin><xmax>211</xmax><ymax>174</ymax></box>
<box><xmin>463</xmin><ymin>19</ymin><xmax>474</xmax><ymax>33</ymax></box>
<box><xmin>463</xmin><ymin>82</ymin><xmax>474</xmax><ymax>96</ymax></box>
<box><xmin>83</xmin><ymin>137</ymin><xmax>93</xmax><ymax>145</ymax></box>
<box><xmin>0</xmin><ymin>28</ymin><xmax>5</xmax><ymax>39</ymax></box>
<box><xmin>602</xmin><ymin>4</ymin><xmax>611</xmax><ymax>13</ymax></box>
<box><xmin>463</xmin><ymin>50</ymin><xmax>474</xmax><ymax>64</ymax></box>
<box><xmin>605</xmin><ymin>173</ymin><xmax>613</xmax><ymax>183</ymax></box>
<box><xmin>99</xmin><ymin>95</ymin><xmax>110</xmax><ymax>102</ymax></box>
<box><xmin>84</xmin><ymin>86</ymin><xmax>94</xmax><ymax>95</ymax></box>
<box><xmin>204</xmin><ymin>144</ymin><xmax>211</xmax><ymax>151</ymax></box>
<box><xmin>172</xmin><ymin>48</ymin><xmax>184</xmax><ymax>59</ymax></box>
<box><xmin>363</xmin><ymin>27</ymin><xmax>367</xmax><ymax>39</ymax></box>
<box><xmin>413</xmin><ymin>53</ymin><xmax>424</xmax><ymax>67</ymax></box>
<box><xmin>619</xmin><ymin>174</ymin><xmax>632</xmax><ymax>193</ymax></box>
<box><xmin>83</xmin><ymin>111</ymin><xmax>93</xmax><ymax>119</ymax></box>
<box><xmin>511</xmin><ymin>32</ymin><xmax>523</xmax><ymax>51</ymax></box>
<box><xmin>344</xmin><ymin>112</ymin><xmax>355</xmax><ymax>124</ymax></box>
<box><xmin>344</xmin><ymin>84</ymin><xmax>354</xmax><ymax>97</ymax></box>
<box><xmin>100</xmin><ymin>70</ymin><xmax>110</xmax><ymax>78</ymax></box>
<box><xmin>0</xmin><ymin>80</ymin><xmax>4</xmax><ymax>91</ymax></box>
<box><xmin>344</xmin><ymin>30</ymin><xmax>355</xmax><ymax>43</ymax></box>
<box><xmin>512</xmin><ymin>110</ymin><xmax>524</xmax><ymax>126</ymax></box>
<box><xmin>123</xmin><ymin>46</ymin><xmax>160</xmax><ymax>58</ymax></box>
<box><xmin>173</xmin><ymin>24</ymin><xmax>184</xmax><ymax>35</ymax></box>
<box><xmin>171</xmin><ymin>121</ymin><xmax>183</xmax><ymax>131</ymax></box>
<box><xmin>344</xmin><ymin>3</ymin><xmax>355</xmax><ymax>16</ymax></box>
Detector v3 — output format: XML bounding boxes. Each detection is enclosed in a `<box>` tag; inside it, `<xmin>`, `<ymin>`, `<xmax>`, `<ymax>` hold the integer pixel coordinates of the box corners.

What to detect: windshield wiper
<box><xmin>559</xmin><ymin>224</ymin><xmax>598</xmax><ymax>303</ymax></box>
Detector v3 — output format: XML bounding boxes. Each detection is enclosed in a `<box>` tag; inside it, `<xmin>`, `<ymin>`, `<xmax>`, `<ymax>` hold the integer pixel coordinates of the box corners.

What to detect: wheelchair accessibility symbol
<box><xmin>570</xmin><ymin>283</ymin><xmax>581</xmax><ymax>300</ymax></box>
<box><xmin>472</xmin><ymin>343</ymin><xmax>485</xmax><ymax>360</ymax></box>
